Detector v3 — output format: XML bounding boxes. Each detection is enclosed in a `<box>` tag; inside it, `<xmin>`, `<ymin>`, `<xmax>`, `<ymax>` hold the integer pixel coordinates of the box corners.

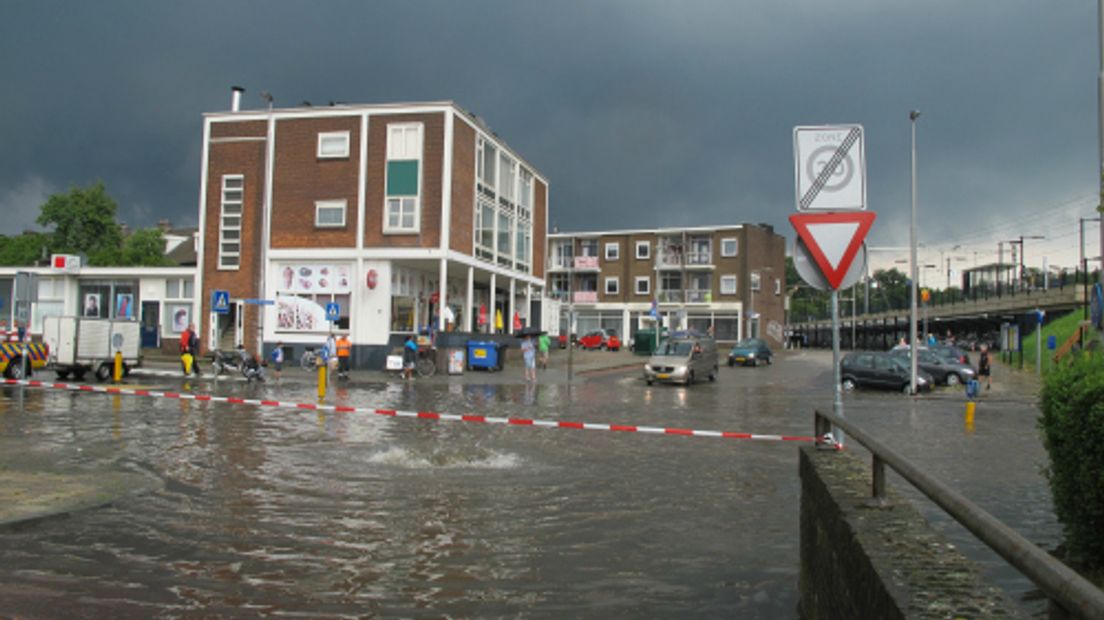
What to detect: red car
<box><xmin>578</xmin><ymin>329</ymin><xmax>621</xmax><ymax>351</ymax></box>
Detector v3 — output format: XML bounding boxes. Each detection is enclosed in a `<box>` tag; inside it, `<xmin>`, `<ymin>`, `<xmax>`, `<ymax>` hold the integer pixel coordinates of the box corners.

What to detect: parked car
<box><xmin>889</xmin><ymin>348</ymin><xmax>975</xmax><ymax>386</ymax></box>
<box><xmin>840</xmin><ymin>351</ymin><xmax>934</xmax><ymax>393</ymax></box>
<box><xmin>605</xmin><ymin>329</ymin><xmax>622</xmax><ymax>352</ymax></box>
<box><xmin>643</xmin><ymin>334</ymin><xmax>719</xmax><ymax>385</ymax></box>
<box><xmin>578</xmin><ymin>330</ymin><xmax>608</xmax><ymax>350</ymax></box>
<box><xmin>931</xmin><ymin>344</ymin><xmax>971</xmax><ymax>366</ymax></box>
<box><xmin>728</xmin><ymin>338</ymin><xmax>773</xmax><ymax>367</ymax></box>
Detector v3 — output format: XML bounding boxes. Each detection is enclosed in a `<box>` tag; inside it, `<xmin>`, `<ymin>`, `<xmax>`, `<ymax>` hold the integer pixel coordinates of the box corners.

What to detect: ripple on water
<box><xmin>367</xmin><ymin>445</ymin><xmax>522</xmax><ymax>470</ymax></box>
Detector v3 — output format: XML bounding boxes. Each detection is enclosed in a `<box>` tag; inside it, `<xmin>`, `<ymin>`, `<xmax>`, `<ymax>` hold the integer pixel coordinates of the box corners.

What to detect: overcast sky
<box><xmin>2</xmin><ymin>1</ymin><xmax>1101</xmax><ymax>281</ymax></box>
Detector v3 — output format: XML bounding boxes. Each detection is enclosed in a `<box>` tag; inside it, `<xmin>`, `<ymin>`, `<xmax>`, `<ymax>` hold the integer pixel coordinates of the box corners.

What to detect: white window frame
<box><xmin>721</xmin><ymin>237</ymin><xmax>738</xmax><ymax>257</ymax></box>
<box><xmin>317</xmin><ymin>131</ymin><xmax>350</xmax><ymax>159</ymax></box>
<box><xmin>720</xmin><ymin>275</ymin><xmax>737</xmax><ymax>295</ymax></box>
<box><xmin>775</xmin><ymin>278</ymin><xmax>782</xmax><ymax>295</ymax></box>
<box><xmin>635</xmin><ymin>240</ymin><xmax>650</xmax><ymax>260</ymax></box>
<box><xmin>605</xmin><ymin>276</ymin><xmax>619</xmax><ymax>295</ymax></box>
<box><xmin>384</xmin><ymin>123</ymin><xmax>423</xmax><ymax>234</ymax></box>
<box><xmin>751</xmin><ymin>271</ymin><xmax>762</xmax><ymax>291</ymax></box>
<box><xmin>605</xmin><ymin>242</ymin><xmax>620</xmax><ymax>261</ymax></box>
<box><xmin>218</xmin><ymin>174</ymin><xmax>243</xmax><ymax>270</ymax></box>
<box><xmin>634</xmin><ymin>276</ymin><xmax>651</xmax><ymax>295</ymax></box>
<box><xmin>314</xmin><ymin>199</ymin><xmax>347</xmax><ymax>228</ymax></box>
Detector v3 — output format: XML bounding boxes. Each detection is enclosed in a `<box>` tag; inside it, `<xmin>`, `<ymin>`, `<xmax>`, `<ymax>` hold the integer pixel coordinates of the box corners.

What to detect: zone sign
<box><xmin>793</xmin><ymin>124</ymin><xmax>866</xmax><ymax>211</ymax></box>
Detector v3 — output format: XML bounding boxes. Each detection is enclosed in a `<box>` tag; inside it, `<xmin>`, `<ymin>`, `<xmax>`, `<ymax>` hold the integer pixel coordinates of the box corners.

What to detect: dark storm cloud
<box><xmin>1</xmin><ymin>1</ymin><xmax>1098</xmax><ymax>270</ymax></box>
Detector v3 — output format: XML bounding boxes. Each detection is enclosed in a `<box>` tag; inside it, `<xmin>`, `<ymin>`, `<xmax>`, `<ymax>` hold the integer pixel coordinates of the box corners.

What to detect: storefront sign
<box><xmin>278</xmin><ymin>264</ymin><xmax>351</xmax><ymax>294</ymax></box>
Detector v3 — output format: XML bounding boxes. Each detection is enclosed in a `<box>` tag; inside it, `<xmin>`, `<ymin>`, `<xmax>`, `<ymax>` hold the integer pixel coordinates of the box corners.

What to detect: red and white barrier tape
<box><xmin>2</xmin><ymin>378</ymin><xmax>823</xmax><ymax>445</ymax></box>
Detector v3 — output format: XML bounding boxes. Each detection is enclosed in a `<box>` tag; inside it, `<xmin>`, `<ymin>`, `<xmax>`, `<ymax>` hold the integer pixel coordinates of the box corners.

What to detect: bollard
<box><xmin>964</xmin><ymin>379</ymin><xmax>979</xmax><ymax>430</ymax></box>
<box><xmin>113</xmin><ymin>350</ymin><xmax>123</xmax><ymax>383</ymax></box>
<box><xmin>965</xmin><ymin>400</ymin><xmax>976</xmax><ymax>429</ymax></box>
<box><xmin>317</xmin><ymin>362</ymin><xmax>327</xmax><ymax>400</ymax></box>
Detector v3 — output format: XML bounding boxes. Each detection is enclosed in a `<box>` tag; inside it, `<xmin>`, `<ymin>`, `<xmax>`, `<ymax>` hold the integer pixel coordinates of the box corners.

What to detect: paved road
<box><xmin>0</xmin><ymin>349</ymin><xmax>1057</xmax><ymax>618</ymax></box>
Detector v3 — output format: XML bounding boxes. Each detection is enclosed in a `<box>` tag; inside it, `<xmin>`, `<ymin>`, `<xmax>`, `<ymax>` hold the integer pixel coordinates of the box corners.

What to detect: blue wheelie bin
<box><xmin>467</xmin><ymin>341</ymin><xmax>503</xmax><ymax>371</ymax></box>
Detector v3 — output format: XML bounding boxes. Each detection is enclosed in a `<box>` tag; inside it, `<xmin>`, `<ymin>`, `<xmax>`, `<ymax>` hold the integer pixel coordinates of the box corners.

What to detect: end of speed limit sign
<box><xmin>793</xmin><ymin>125</ymin><xmax>866</xmax><ymax>211</ymax></box>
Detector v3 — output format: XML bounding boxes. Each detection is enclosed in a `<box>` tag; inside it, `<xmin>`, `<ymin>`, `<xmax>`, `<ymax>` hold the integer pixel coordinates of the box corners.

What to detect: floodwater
<box><xmin>0</xmin><ymin>351</ymin><xmax>1059</xmax><ymax>618</ymax></box>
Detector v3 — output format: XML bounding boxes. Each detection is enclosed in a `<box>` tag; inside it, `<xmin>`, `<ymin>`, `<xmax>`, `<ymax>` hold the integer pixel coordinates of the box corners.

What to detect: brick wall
<box><xmin>799</xmin><ymin>446</ymin><xmax>1018</xmax><ymax>619</ymax></box>
<box><xmin>533</xmin><ymin>178</ymin><xmax>547</xmax><ymax>279</ymax></box>
<box><xmin>270</xmin><ymin>116</ymin><xmax>360</xmax><ymax>248</ymax></box>
<box><xmin>364</xmin><ymin>112</ymin><xmax>444</xmax><ymax>249</ymax></box>
<box><xmin>202</xmin><ymin>121</ymin><xmax>266</xmax><ymax>353</ymax></box>
<box><xmin>450</xmin><ymin>118</ymin><xmax>475</xmax><ymax>254</ymax></box>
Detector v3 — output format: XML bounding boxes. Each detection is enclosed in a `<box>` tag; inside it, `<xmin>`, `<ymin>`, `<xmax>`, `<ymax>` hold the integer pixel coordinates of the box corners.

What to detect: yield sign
<box><xmin>788</xmin><ymin>211</ymin><xmax>876</xmax><ymax>290</ymax></box>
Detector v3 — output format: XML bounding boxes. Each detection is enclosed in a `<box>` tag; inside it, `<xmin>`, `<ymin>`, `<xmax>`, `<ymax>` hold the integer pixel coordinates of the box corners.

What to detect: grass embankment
<box><xmin>1017</xmin><ymin>311</ymin><xmax>1088</xmax><ymax>375</ymax></box>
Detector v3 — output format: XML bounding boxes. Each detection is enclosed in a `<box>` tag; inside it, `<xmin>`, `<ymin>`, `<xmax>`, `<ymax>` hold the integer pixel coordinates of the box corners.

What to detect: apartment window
<box><xmin>475</xmin><ymin>199</ymin><xmax>495</xmax><ymax>259</ymax></box>
<box><xmin>519</xmin><ymin>168</ymin><xmax>533</xmax><ymax>219</ymax></box>
<box><xmin>635</xmin><ymin>276</ymin><xmax>651</xmax><ymax>295</ymax></box>
<box><xmin>605</xmin><ymin>242</ymin><xmax>620</xmax><ymax>260</ymax></box>
<box><xmin>315</xmin><ymin>200</ymin><xmax>347</xmax><ymax>228</ymax></box>
<box><xmin>635</xmin><ymin>240</ymin><xmax>650</xmax><ymax>260</ymax></box>
<box><xmin>605</xmin><ymin>277</ymin><xmax>619</xmax><ymax>295</ymax></box>
<box><xmin>721</xmin><ymin>238</ymin><xmax>738</xmax><ymax>257</ymax></box>
<box><xmin>218</xmin><ymin>175</ymin><xmax>243</xmax><ymax>269</ymax></box>
<box><xmin>384</xmin><ymin>123</ymin><xmax>422</xmax><ymax>232</ymax></box>
<box><xmin>317</xmin><ymin>131</ymin><xmax>350</xmax><ymax>159</ymax></box>
<box><xmin>720</xmin><ymin>275</ymin><xmax>737</xmax><ymax>295</ymax></box>
<box><xmin>499</xmin><ymin>153</ymin><xmax>516</xmax><ymax>204</ymax></box>
<box><xmin>751</xmin><ymin>272</ymin><xmax>762</xmax><ymax>291</ymax></box>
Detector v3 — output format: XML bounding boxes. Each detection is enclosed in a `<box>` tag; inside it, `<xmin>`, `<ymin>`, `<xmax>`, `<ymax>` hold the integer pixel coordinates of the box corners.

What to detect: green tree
<box><xmin>94</xmin><ymin>228</ymin><xmax>173</xmax><ymax>267</ymax></box>
<box><xmin>36</xmin><ymin>182</ymin><xmax>123</xmax><ymax>262</ymax></box>
<box><xmin>0</xmin><ymin>232</ymin><xmax>49</xmax><ymax>266</ymax></box>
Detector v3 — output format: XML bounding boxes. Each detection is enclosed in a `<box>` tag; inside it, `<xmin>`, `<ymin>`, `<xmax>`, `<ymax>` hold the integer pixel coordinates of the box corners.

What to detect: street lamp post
<box><xmin>1081</xmin><ymin>217</ymin><xmax>1101</xmax><ymax>319</ymax></box>
<box><xmin>909</xmin><ymin>110</ymin><xmax>921</xmax><ymax>395</ymax></box>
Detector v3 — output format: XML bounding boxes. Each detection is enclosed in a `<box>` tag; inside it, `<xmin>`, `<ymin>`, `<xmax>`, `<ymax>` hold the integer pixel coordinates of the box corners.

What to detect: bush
<box><xmin>1038</xmin><ymin>352</ymin><xmax>1104</xmax><ymax>570</ymax></box>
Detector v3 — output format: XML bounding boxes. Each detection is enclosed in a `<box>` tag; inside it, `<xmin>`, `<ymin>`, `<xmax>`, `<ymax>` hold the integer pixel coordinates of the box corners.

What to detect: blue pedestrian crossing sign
<box><xmin>212</xmin><ymin>290</ymin><xmax>231</xmax><ymax>314</ymax></box>
<box><xmin>325</xmin><ymin>302</ymin><xmax>340</xmax><ymax>322</ymax></box>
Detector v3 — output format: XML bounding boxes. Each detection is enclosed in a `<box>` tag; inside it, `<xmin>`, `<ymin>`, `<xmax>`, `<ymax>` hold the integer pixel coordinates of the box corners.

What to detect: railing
<box><xmin>655</xmin><ymin>251</ymin><xmax>683</xmax><ymax>269</ymax></box>
<box><xmin>573</xmin><ymin>291</ymin><xmax>598</xmax><ymax>304</ymax></box>
<box><xmin>573</xmin><ymin>256</ymin><xmax>600</xmax><ymax>270</ymax></box>
<box><xmin>685</xmin><ymin>251</ymin><xmax>712</xmax><ymax>266</ymax></box>
<box><xmin>657</xmin><ymin>290</ymin><xmax>684</xmax><ymax>303</ymax></box>
<box><xmin>813</xmin><ymin>409</ymin><xmax>1104</xmax><ymax>619</ymax></box>
<box><xmin>549</xmin><ymin>257</ymin><xmax>573</xmax><ymax>270</ymax></box>
<box><xmin>685</xmin><ymin>289</ymin><xmax>712</xmax><ymax>303</ymax></box>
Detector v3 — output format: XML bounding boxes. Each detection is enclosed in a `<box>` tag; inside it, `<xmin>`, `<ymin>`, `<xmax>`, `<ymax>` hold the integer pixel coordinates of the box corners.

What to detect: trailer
<box><xmin>42</xmin><ymin>316</ymin><xmax>141</xmax><ymax>382</ymax></box>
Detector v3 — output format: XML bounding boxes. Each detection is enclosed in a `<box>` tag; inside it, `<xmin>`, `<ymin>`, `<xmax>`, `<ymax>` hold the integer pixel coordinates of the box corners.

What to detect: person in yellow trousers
<box><xmin>336</xmin><ymin>333</ymin><xmax>352</xmax><ymax>380</ymax></box>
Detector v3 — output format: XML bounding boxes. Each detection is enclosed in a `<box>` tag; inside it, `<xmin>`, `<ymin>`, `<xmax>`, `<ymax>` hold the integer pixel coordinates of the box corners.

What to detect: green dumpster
<box><xmin>632</xmin><ymin>328</ymin><xmax>668</xmax><ymax>355</ymax></box>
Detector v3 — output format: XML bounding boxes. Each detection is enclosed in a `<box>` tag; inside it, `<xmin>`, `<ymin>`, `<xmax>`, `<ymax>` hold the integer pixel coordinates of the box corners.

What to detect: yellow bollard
<box><xmin>113</xmin><ymin>350</ymin><xmax>123</xmax><ymax>383</ymax></box>
<box><xmin>965</xmin><ymin>400</ymin><xmax>976</xmax><ymax>430</ymax></box>
<box><xmin>317</xmin><ymin>362</ymin><xmax>327</xmax><ymax>400</ymax></box>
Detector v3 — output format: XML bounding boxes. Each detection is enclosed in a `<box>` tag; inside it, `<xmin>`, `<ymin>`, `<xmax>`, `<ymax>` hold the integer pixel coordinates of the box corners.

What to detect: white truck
<box><xmin>42</xmin><ymin>316</ymin><xmax>141</xmax><ymax>382</ymax></box>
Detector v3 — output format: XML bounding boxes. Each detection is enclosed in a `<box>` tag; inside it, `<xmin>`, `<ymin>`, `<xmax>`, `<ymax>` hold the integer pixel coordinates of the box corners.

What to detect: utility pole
<box><xmin>1098</xmin><ymin>0</ymin><xmax>1104</xmax><ymax>297</ymax></box>
<box><xmin>909</xmin><ymin>110</ymin><xmax>921</xmax><ymax>395</ymax></box>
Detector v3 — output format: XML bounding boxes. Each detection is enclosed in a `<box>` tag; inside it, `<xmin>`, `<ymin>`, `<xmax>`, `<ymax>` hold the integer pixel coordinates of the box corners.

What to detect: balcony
<box><xmin>657</xmin><ymin>290</ymin><xmax>684</xmax><ymax>303</ymax></box>
<box><xmin>574</xmin><ymin>256</ymin><xmax>600</xmax><ymax>271</ymax></box>
<box><xmin>685</xmin><ymin>251</ymin><xmax>713</xmax><ymax>268</ymax></box>
<box><xmin>573</xmin><ymin>291</ymin><xmax>598</xmax><ymax>304</ymax></box>
<box><xmin>685</xmin><ymin>289</ymin><xmax>713</xmax><ymax>303</ymax></box>
<box><xmin>655</xmin><ymin>251</ymin><xmax>683</xmax><ymax>269</ymax></box>
<box><xmin>548</xmin><ymin>256</ymin><xmax>573</xmax><ymax>271</ymax></box>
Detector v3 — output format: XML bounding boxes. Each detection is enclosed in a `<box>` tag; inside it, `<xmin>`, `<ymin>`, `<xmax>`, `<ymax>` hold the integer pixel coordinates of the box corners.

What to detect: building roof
<box><xmin>549</xmin><ymin>224</ymin><xmax>748</xmax><ymax>239</ymax></box>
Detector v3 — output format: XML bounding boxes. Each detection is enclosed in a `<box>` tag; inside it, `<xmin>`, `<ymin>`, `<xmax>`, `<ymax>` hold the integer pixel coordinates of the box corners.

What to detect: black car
<box><xmin>840</xmin><ymin>351</ymin><xmax>934</xmax><ymax>393</ymax></box>
<box><xmin>931</xmin><ymin>344</ymin><xmax>971</xmax><ymax>366</ymax></box>
<box><xmin>889</xmin><ymin>348</ymin><xmax>976</xmax><ymax>386</ymax></box>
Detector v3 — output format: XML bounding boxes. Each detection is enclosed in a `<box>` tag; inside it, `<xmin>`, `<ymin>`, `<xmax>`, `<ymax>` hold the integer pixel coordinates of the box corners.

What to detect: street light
<box><xmin>1006</xmin><ymin>235</ymin><xmax>1045</xmax><ymax>290</ymax></box>
<box><xmin>909</xmin><ymin>110</ymin><xmax>921</xmax><ymax>395</ymax></box>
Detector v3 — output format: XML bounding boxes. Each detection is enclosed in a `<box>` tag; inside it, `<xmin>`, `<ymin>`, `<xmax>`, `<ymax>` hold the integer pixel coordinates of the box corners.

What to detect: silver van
<box><xmin>643</xmin><ymin>334</ymin><xmax>719</xmax><ymax>385</ymax></box>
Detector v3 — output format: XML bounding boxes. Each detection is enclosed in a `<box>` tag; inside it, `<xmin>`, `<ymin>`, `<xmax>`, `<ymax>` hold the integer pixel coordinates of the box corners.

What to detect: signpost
<box><xmin>325</xmin><ymin>302</ymin><xmax>340</xmax><ymax>323</ymax></box>
<box><xmin>212</xmin><ymin>290</ymin><xmax>230</xmax><ymax>314</ymax></box>
<box><xmin>792</xmin><ymin>124</ymin><xmax>872</xmax><ymax>448</ymax></box>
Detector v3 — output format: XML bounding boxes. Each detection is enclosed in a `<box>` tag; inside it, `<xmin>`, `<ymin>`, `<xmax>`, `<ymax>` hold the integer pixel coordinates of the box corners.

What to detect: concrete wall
<box><xmin>799</xmin><ymin>445</ymin><xmax>1021</xmax><ymax>619</ymax></box>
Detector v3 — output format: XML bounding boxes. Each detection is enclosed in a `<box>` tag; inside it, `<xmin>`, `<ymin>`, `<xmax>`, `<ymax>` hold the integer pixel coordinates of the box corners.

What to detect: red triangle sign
<box><xmin>788</xmin><ymin>211</ymin><xmax>876</xmax><ymax>290</ymax></box>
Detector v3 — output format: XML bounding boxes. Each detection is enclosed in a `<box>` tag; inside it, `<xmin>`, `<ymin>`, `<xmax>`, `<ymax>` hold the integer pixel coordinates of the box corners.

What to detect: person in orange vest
<box><xmin>335</xmin><ymin>333</ymin><xmax>352</xmax><ymax>379</ymax></box>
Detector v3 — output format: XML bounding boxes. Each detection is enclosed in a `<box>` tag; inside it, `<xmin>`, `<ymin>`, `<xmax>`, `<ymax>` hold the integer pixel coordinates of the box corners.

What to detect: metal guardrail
<box><xmin>814</xmin><ymin>409</ymin><xmax>1104</xmax><ymax>619</ymax></box>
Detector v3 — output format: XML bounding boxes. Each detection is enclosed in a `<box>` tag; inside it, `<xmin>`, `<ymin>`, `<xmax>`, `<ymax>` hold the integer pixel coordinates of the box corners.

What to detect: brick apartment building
<box><xmin>197</xmin><ymin>90</ymin><xmax>548</xmax><ymax>367</ymax></box>
<box><xmin>547</xmin><ymin>224</ymin><xmax>786</xmax><ymax>346</ymax></box>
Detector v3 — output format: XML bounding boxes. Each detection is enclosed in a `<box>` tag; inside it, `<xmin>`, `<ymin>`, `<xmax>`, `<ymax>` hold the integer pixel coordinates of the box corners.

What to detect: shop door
<box><xmin>140</xmin><ymin>301</ymin><xmax>160</xmax><ymax>348</ymax></box>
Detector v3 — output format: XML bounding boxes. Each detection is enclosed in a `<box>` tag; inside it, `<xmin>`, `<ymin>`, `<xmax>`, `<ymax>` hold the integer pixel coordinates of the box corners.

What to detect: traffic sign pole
<box><xmin>831</xmin><ymin>289</ymin><xmax>845</xmax><ymax>448</ymax></box>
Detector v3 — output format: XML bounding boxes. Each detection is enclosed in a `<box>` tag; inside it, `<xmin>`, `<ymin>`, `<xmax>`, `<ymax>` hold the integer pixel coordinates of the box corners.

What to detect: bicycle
<box><xmin>415</xmin><ymin>347</ymin><xmax>437</xmax><ymax>377</ymax></box>
<box><xmin>300</xmin><ymin>348</ymin><xmax>322</xmax><ymax>371</ymax></box>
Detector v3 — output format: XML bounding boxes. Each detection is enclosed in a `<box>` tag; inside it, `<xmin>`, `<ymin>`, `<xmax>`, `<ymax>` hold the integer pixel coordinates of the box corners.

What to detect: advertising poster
<box><xmin>115</xmin><ymin>293</ymin><xmax>133</xmax><ymax>319</ymax></box>
<box><xmin>83</xmin><ymin>293</ymin><xmax>101</xmax><ymax>317</ymax></box>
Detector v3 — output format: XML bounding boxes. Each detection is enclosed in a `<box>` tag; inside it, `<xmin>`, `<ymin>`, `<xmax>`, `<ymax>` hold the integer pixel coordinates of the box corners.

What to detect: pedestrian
<box><xmin>336</xmin><ymin>332</ymin><xmax>351</xmax><ymax>379</ymax></box>
<box><xmin>179</xmin><ymin>324</ymin><xmax>193</xmax><ymax>376</ymax></box>
<box><xmin>402</xmin><ymin>334</ymin><xmax>418</xmax><ymax>380</ymax></box>
<box><xmin>270</xmin><ymin>341</ymin><xmax>284</xmax><ymax>381</ymax></box>
<box><xmin>521</xmin><ymin>334</ymin><xmax>537</xmax><ymax>382</ymax></box>
<box><xmin>978</xmin><ymin>344</ymin><xmax>992</xmax><ymax>391</ymax></box>
<box><xmin>537</xmin><ymin>331</ymin><xmax>551</xmax><ymax>370</ymax></box>
<box><xmin>187</xmin><ymin>323</ymin><xmax>202</xmax><ymax>376</ymax></box>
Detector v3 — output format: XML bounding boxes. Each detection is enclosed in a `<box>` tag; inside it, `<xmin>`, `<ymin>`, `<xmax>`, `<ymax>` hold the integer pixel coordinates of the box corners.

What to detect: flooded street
<box><xmin>0</xmin><ymin>351</ymin><xmax>1058</xmax><ymax>618</ymax></box>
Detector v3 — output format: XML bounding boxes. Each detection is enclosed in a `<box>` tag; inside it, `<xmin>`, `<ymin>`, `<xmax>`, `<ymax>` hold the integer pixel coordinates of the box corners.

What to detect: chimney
<box><xmin>158</xmin><ymin>219</ymin><xmax>171</xmax><ymax>232</ymax></box>
<box><xmin>231</xmin><ymin>86</ymin><xmax>244</xmax><ymax>112</ymax></box>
